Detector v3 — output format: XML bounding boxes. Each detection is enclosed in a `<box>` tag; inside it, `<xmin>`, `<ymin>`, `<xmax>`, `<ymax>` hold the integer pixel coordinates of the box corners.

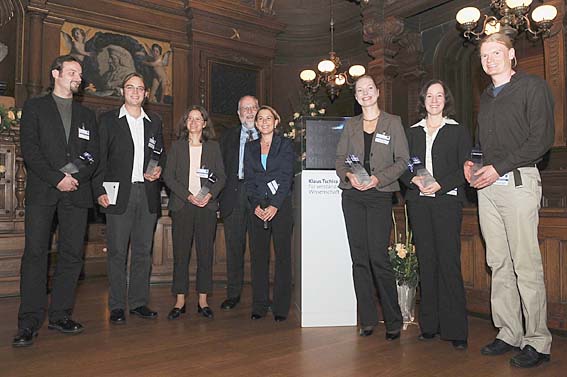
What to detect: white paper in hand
<box><xmin>103</xmin><ymin>182</ymin><xmax>120</xmax><ymax>205</ymax></box>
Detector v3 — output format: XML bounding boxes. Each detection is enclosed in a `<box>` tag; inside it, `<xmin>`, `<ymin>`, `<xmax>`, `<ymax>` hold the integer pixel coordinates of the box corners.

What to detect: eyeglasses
<box><xmin>124</xmin><ymin>85</ymin><xmax>146</xmax><ymax>92</ymax></box>
<box><xmin>239</xmin><ymin>106</ymin><xmax>258</xmax><ymax>113</ymax></box>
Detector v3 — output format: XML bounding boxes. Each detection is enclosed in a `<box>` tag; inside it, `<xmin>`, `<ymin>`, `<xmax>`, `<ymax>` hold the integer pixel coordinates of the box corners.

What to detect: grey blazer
<box><xmin>335</xmin><ymin>112</ymin><xmax>409</xmax><ymax>192</ymax></box>
<box><xmin>163</xmin><ymin>139</ymin><xmax>226</xmax><ymax>212</ymax></box>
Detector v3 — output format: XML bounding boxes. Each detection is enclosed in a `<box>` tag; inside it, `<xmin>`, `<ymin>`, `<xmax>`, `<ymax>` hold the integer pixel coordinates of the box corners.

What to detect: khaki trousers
<box><xmin>478</xmin><ymin>167</ymin><xmax>551</xmax><ymax>354</ymax></box>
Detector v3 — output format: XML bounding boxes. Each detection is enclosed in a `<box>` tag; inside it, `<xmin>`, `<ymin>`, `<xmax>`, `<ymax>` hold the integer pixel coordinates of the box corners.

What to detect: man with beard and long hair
<box><xmin>13</xmin><ymin>55</ymin><xmax>99</xmax><ymax>347</ymax></box>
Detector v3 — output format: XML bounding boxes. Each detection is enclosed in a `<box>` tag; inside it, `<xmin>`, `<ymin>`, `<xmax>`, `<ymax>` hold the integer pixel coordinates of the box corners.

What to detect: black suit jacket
<box><xmin>218</xmin><ymin>126</ymin><xmax>243</xmax><ymax>217</ymax></box>
<box><xmin>20</xmin><ymin>94</ymin><xmax>99</xmax><ymax>208</ymax></box>
<box><xmin>244</xmin><ymin>134</ymin><xmax>294</xmax><ymax>210</ymax></box>
<box><xmin>92</xmin><ymin>108</ymin><xmax>165</xmax><ymax>215</ymax></box>
<box><xmin>400</xmin><ymin>119</ymin><xmax>473</xmax><ymax>203</ymax></box>
<box><xmin>163</xmin><ymin>139</ymin><xmax>226</xmax><ymax>212</ymax></box>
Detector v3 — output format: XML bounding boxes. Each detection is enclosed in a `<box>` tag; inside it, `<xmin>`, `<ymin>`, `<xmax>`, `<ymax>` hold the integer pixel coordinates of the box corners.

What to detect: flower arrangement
<box><xmin>284</xmin><ymin>99</ymin><xmax>326</xmax><ymax>140</ymax></box>
<box><xmin>388</xmin><ymin>205</ymin><xmax>418</xmax><ymax>288</ymax></box>
<box><xmin>0</xmin><ymin>105</ymin><xmax>22</xmax><ymax>133</ymax></box>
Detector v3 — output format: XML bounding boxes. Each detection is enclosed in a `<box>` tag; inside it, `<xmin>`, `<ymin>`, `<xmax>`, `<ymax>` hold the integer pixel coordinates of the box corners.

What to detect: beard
<box><xmin>70</xmin><ymin>81</ymin><xmax>81</xmax><ymax>93</ymax></box>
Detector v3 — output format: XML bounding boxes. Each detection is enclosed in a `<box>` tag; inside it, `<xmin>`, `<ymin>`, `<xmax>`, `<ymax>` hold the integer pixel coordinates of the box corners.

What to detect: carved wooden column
<box><xmin>398</xmin><ymin>32</ymin><xmax>426</xmax><ymax>124</ymax></box>
<box><xmin>26</xmin><ymin>2</ymin><xmax>48</xmax><ymax>97</ymax></box>
<box><xmin>543</xmin><ymin>0</ymin><xmax>566</xmax><ymax>147</ymax></box>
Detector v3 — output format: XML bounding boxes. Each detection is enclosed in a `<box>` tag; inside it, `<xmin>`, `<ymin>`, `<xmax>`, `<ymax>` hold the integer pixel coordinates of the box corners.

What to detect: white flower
<box><xmin>309</xmin><ymin>103</ymin><xmax>316</xmax><ymax>109</ymax></box>
<box><xmin>7</xmin><ymin>111</ymin><xmax>15</xmax><ymax>120</ymax></box>
<box><xmin>397</xmin><ymin>248</ymin><xmax>407</xmax><ymax>259</ymax></box>
<box><xmin>293</xmin><ymin>112</ymin><xmax>300</xmax><ymax>119</ymax></box>
<box><xmin>16</xmin><ymin>110</ymin><xmax>22</xmax><ymax>119</ymax></box>
<box><xmin>289</xmin><ymin>129</ymin><xmax>296</xmax><ymax>139</ymax></box>
<box><xmin>310</xmin><ymin>112</ymin><xmax>317</xmax><ymax>116</ymax></box>
<box><xmin>318</xmin><ymin>108</ymin><xmax>326</xmax><ymax>115</ymax></box>
<box><xmin>288</xmin><ymin>121</ymin><xmax>294</xmax><ymax>127</ymax></box>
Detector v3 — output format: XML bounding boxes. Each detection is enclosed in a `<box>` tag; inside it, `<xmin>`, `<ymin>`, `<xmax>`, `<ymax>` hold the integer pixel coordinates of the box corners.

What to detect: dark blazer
<box><xmin>244</xmin><ymin>134</ymin><xmax>294</xmax><ymax>210</ymax></box>
<box><xmin>335</xmin><ymin>112</ymin><xmax>409</xmax><ymax>192</ymax></box>
<box><xmin>218</xmin><ymin>126</ymin><xmax>242</xmax><ymax>217</ymax></box>
<box><xmin>20</xmin><ymin>93</ymin><xmax>99</xmax><ymax>208</ymax></box>
<box><xmin>163</xmin><ymin>139</ymin><xmax>226</xmax><ymax>212</ymax></box>
<box><xmin>92</xmin><ymin>108</ymin><xmax>165</xmax><ymax>215</ymax></box>
<box><xmin>399</xmin><ymin>118</ymin><xmax>473</xmax><ymax>202</ymax></box>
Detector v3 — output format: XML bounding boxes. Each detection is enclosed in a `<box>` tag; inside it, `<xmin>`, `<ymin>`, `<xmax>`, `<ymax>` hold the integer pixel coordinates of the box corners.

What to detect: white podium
<box><xmin>293</xmin><ymin>170</ymin><xmax>357</xmax><ymax>327</ymax></box>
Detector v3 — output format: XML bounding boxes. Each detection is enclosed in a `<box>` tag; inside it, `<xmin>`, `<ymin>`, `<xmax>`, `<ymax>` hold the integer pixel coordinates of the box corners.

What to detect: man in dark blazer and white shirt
<box><xmin>218</xmin><ymin>95</ymin><xmax>259</xmax><ymax>310</ymax></box>
<box><xmin>92</xmin><ymin>72</ymin><xmax>165</xmax><ymax>324</ymax></box>
<box><xmin>13</xmin><ymin>55</ymin><xmax>99</xmax><ymax>347</ymax></box>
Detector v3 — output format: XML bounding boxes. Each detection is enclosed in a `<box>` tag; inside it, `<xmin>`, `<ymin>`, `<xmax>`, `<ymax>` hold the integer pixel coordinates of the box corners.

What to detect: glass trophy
<box><xmin>60</xmin><ymin>152</ymin><xmax>95</xmax><ymax>174</ymax></box>
<box><xmin>409</xmin><ymin>156</ymin><xmax>436</xmax><ymax>187</ymax></box>
<box><xmin>345</xmin><ymin>154</ymin><xmax>371</xmax><ymax>185</ymax></box>
<box><xmin>145</xmin><ymin>147</ymin><xmax>163</xmax><ymax>175</ymax></box>
<box><xmin>195</xmin><ymin>172</ymin><xmax>218</xmax><ymax>201</ymax></box>
<box><xmin>469</xmin><ymin>148</ymin><xmax>483</xmax><ymax>186</ymax></box>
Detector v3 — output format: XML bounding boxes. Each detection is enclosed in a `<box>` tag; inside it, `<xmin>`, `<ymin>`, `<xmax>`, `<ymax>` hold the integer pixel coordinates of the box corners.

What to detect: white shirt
<box><xmin>119</xmin><ymin>105</ymin><xmax>151</xmax><ymax>183</ymax></box>
<box><xmin>188</xmin><ymin>144</ymin><xmax>202</xmax><ymax>195</ymax></box>
<box><xmin>411</xmin><ymin>117</ymin><xmax>459</xmax><ymax>197</ymax></box>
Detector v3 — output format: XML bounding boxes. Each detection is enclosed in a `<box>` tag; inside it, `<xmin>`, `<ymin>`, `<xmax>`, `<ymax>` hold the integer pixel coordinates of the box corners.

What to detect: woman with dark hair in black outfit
<box><xmin>244</xmin><ymin>105</ymin><xmax>295</xmax><ymax>322</ymax></box>
<box><xmin>400</xmin><ymin>79</ymin><xmax>472</xmax><ymax>349</ymax></box>
<box><xmin>163</xmin><ymin>105</ymin><xmax>226</xmax><ymax>320</ymax></box>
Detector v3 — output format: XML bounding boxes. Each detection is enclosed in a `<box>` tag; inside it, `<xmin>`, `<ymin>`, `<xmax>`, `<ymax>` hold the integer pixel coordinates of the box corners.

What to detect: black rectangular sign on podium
<box><xmin>301</xmin><ymin>117</ymin><xmax>348</xmax><ymax>170</ymax></box>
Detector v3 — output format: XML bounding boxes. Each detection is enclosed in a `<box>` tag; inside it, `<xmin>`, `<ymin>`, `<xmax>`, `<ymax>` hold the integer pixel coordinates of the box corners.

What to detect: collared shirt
<box><xmin>119</xmin><ymin>105</ymin><xmax>151</xmax><ymax>183</ymax></box>
<box><xmin>411</xmin><ymin>117</ymin><xmax>458</xmax><ymax>197</ymax></box>
<box><xmin>238</xmin><ymin>125</ymin><xmax>258</xmax><ymax>179</ymax></box>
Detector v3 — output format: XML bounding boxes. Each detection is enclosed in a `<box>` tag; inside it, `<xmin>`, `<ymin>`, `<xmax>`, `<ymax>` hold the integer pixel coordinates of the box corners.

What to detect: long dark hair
<box><xmin>177</xmin><ymin>105</ymin><xmax>216</xmax><ymax>142</ymax></box>
<box><xmin>416</xmin><ymin>79</ymin><xmax>456</xmax><ymax>119</ymax></box>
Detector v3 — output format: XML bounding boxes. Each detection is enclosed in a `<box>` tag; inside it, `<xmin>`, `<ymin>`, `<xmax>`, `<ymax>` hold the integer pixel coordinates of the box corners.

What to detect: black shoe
<box><xmin>12</xmin><ymin>328</ymin><xmax>37</xmax><ymax>347</ymax></box>
<box><xmin>197</xmin><ymin>305</ymin><xmax>214</xmax><ymax>319</ymax></box>
<box><xmin>129</xmin><ymin>306</ymin><xmax>158</xmax><ymax>319</ymax></box>
<box><xmin>167</xmin><ymin>305</ymin><xmax>186</xmax><ymax>320</ymax></box>
<box><xmin>510</xmin><ymin>345</ymin><xmax>550</xmax><ymax>368</ymax></box>
<box><xmin>274</xmin><ymin>315</ymin><xmax>287</xmax><ymax>322</ymax></box>
<box><xmin>359</xmin><ymin>326</ymin><xmax>374</xmax><ymax>337</ymax></box>
<box><xmin>480</xmin><ymin>339</ymin><xmax>518</xmax><ymax>356</ymax></box>
<box><xmin>48</xmin><ymin>318</ymin><xmax>84</xmax><ymax>334</ymax></box>
<box><xmin>220</xmin><ymin>296</ymin><xmax>240</xmax><ymax>310</ymax></box>
<box><xmin>251</xmin><ymin>313</ymin><xmax>264</xmax><ymax>320</ymax></box>
<box><xmin>385</xmin><ymin>330</ymin><xmax>401</xmax><ymax>341</ymax></box>
<box><xmin>418</xmin><ymin>332</ymin><xmax>437</xmax><ymax>341</ymax></box>
<box><xmin>109</xmin><ymin>309</ymin><xmax>126</xmax><ymax>324</ymax></box>
<box><xmin>452</xmin><ymin>340</ymin><xmax>468</xmax><ymax>350</ymax></box>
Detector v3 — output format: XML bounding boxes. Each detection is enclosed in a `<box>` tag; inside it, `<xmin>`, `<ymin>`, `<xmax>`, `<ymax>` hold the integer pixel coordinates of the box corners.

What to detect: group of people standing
<box><xmin>335</xmin><ymin>32</ymin><xmax>553</xmax><ymax>369</ymax></box>
<box><xmin>12</xmin><ymin>31</ymin><xmax>554</xmax><ymax>370</ymax></box>
<box><xmin>13</xmin><ymin>55</ymin><xmax>294</xmax><ymax>348</ymax></box>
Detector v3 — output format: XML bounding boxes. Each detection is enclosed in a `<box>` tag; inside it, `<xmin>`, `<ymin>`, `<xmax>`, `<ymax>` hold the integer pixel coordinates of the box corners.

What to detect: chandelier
<box><xmin>299</xmin><ymin>0</ymin><xmax>366</xmax><ymax>102</ymax></box>
<box><xmin>456</xmin><ymin>0</ymin><xmax>557</xmax><ymax>40</ymax></box>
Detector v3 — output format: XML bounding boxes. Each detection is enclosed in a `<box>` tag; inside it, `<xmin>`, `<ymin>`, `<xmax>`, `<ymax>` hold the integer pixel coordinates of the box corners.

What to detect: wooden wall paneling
<box><xmin>40</xmin><ymin>15</ymin><xmax>64</xmax><ymax>91</ymax></box>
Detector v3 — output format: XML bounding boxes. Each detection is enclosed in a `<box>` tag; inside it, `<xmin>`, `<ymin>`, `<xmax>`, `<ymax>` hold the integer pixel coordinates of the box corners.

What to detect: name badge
<box><xmin>148</xmin><ymin>137</ymin><xmax>156</xmax><ymax>149</ymax></box>
<box><xmin>375</xmin><ymin>133</ymin><xmax>390</xmax><ymax>145</ymax></box>
<box><xmin>78</xmin><ymin>128</ymin><xmax>90</xmax><ymax>140</ymax></box>
<box><xmin>493</xmin><ymin>173</ymin><xmax>510</xmax><ymax>186</ymax></box>
<box><xmin>196</xmin><ymin>168</ymin><xmax>209</xmax><ymax>179</ymax></box>
<box><xmin>267</xmin><ymin>180</ymin><xmax>279</xmax><ymax>195</ymax></box>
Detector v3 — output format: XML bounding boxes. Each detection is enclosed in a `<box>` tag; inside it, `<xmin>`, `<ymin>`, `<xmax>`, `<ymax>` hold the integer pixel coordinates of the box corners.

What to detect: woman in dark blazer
<box><xmin>163</xmin><ymin>105</ymin><xmax>226</xmax><ymax>320</ymax></box>
<box><xmin>335</xmin><ymin>75</ymin><xmax>409</xmax><ymax>339</ymax></box>
<box><xmin>244</xmin><ymin>105</ymin><xmax>294</xmax><ymax>322</ymax></box>
<box><xmin>400</xmin><ymin>79</ymin><xmax>472</xmax><ymax>349</ymax></box>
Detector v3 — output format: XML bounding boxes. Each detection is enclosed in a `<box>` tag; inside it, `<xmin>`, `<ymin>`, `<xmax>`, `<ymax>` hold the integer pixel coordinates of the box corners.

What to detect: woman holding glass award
<box><xmin>163</xmin><ymin>105</ymin><xmax>226</xmax><ymax>320</ymax></box>
<box><xmin>399</xmin><ymin>80</ymin><xmax>472</xmax><ymax>350</ymax></box>
<box><xmin>244</xmin><ymin>105</ymin><xmax>294</xmax><ymax>322</ymax></box>
<box><xmin>335</xmin><ymin>75</ymin><xmax>409</xmax><ymax>339</ymax></box>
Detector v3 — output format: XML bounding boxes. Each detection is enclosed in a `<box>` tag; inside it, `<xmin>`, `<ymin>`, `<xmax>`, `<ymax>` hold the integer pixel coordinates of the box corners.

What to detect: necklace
<box><xmin>363</xmin><ymin>114</ymin><xmax>380</xmax><ymax>122</ymax></box>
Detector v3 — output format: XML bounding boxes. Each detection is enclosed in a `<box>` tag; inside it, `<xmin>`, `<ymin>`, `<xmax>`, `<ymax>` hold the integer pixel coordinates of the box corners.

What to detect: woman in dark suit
<box><xmin>163</xmin><ymin>105</ymin><xmax>226</xmax><ymax>320</ymax></box>
<box><xmin>244</xmin><ymin>105</ymin><xmax>294</xmax><ymax>322</ymax></box>
<box><xmin>335</xmin><ymin>75</ymin><xmax>409</xmax><ymax>339</ymax></box>
<box><xmin>400</xmin><ymin>79</ymin><xmax>472</xmax><ymax>349</ymax></box>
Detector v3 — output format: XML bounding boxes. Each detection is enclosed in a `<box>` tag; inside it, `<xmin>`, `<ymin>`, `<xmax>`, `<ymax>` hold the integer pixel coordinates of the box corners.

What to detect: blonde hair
<box><xmin>479</xmin><ymin>32</ymin><xmax>514</xmax><ymax>50</ymax></box>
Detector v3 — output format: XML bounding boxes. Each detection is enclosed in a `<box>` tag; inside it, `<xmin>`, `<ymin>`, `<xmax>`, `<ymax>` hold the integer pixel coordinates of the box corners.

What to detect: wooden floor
<box><xmin>1</xmin><ymin>279</ymin><xmax>565</xmax><ymax>377</ymax></box>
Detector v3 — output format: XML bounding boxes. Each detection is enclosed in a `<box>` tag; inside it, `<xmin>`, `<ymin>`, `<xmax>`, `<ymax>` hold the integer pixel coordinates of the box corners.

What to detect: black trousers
<box><xmin>18</xmin><ymin>196</ymin><xmax>88</xmax><ymax>330</ymax></box>
<box><xmin>248</xmin><ymin>196</ymin><xmax>293</xmax><ymax>317</ymax></box>
<box><xmin>171</xmin><ymin>202</ymin><xmax>217</xmax><ymax>295</ymax></box>
<box><xmin>223</xmin><ymin>181</ymin><xmax>251</xmax><ymax>298</ymax></box>
<box><xmin>407</xmin><ymin>199</ymin><xmax>468</xmax><ymax>341</ymax></box>
<box><xmin>106</xmin><ymin>184</ymin><xmax>157</xmax><ymax>311</ymax></box>
<box><xmin>341</xmin><ymin>189</ymin><xmax>402</xmax><ymax>331</ymax></box>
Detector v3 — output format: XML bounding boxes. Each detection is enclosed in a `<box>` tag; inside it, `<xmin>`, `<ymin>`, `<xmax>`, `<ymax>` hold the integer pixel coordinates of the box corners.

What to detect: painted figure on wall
<box><xmin>59</xmin><ymin>22</ymin><xmax>173</xmax><ymax>104</ymax></box>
